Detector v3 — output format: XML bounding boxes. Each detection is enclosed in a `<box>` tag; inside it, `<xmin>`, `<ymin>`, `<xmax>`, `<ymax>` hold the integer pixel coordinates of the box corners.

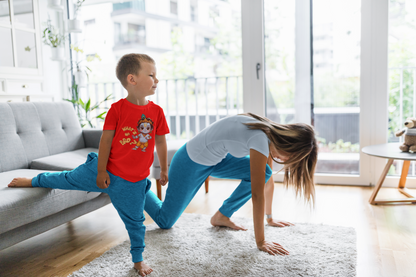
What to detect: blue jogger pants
<box><xmin>32</xmin><ymin>152</ymin><xmax>151</xmax><ymax>263</ymax></box>
<box><xmin>144</xmin><ymin>144</ymin><xmax>272</xmax><ymax>229</ymax></box>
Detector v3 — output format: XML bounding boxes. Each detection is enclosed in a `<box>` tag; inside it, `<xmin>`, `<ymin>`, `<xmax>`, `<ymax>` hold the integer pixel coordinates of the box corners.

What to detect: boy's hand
<box><xmin>159</xmin><ymin>171</ymin><xmax>168</xmax><ymax>186</ymax></box>
<box><xmin>96</xmin><ymin>171</ymin><xmax>110</xmax><ymax>189</ymax></box>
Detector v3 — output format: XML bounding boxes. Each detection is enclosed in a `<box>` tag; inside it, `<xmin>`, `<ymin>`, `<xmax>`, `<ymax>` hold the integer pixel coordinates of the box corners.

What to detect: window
<box><xmin>388</xmin><ymin>0</ymin><xmax>416</xmax><ymax>176</ymax></box>
<box><xmin>195</xmin><ymin>36</ymin><xmax>211</xmax><ymax>53</ymax></box>
<box><xmin>264</xmin><ymin>0</ymin><xmax>362</xmax><ymax>176</ymax></box>
<box><xmin>170</xmin><ymin>0</ymin><xmax>178</xmax><ymax>16</ymax></box>
<box><xmin>190</xmin><ymin>2</ymin><xmax>197</xmax><ymax>22</ymax></box>
<box><xmin>75</xmin><ymin>0</ymin><xmax>242</xmax><ymax>139</ymax></box>
<box><xmin>312</xmin><ymin>0</ymin><xmax>361</xmax><ymax>175</ymax></box>
<box><xmin>0</xmin><ymin>0</ymin><xmax>39</xmax><ymax>72</ymax></box>
<box><xmin>127</xmin><ymin>23</ymin><xmax>145</xmax><ymax>45</ymax></box>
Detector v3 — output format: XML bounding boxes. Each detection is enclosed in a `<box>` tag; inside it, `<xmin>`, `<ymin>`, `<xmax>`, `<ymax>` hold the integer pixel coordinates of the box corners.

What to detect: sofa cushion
<box><xmin>152</xmin><ymin>140</ymin><xmax>187</xmax><ymax>167</ymax></box>
<box><xmin>0</xmin><ymin>104</ymin><xmax>41</xmax><ymax>172</ymax></box>
<box><xmin>31</xmin><ymin>148</ymin><xmax>98</xmax><ymax>171</ymax></box>
<box><xmin>33</xmin><ymin>102</ymin><xmax>85</xmax><ymax>155</ymax></box>
<box><xmin>0</xmin><ymin>169</ymin><xmax>101</xmax><ymax>234</ymax></box>
<box><xmin>0</xmin><ymin>102</ymin><xmax>85</xmax><ymax>173</ymax></box>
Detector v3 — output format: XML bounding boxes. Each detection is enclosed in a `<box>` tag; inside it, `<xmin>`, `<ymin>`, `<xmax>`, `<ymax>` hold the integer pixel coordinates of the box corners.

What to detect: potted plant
<box><xmin>68</xmin><ymin>0</ymin><xmax>85</xmax><ymax>33</ymax></box>
<box><xmin>68</xmin><ymin>46</ymin><xmax>101</xmax><ymax>88</ymax></box>
<box><xmin>42</xmin><ymin>21</ymin><xmax>65</xmax><ymax>61</ymax></box>
<box><xmin>65</xmin><ymin>82</ymin><xmax>113</xmax><ymax>128</ymax></box>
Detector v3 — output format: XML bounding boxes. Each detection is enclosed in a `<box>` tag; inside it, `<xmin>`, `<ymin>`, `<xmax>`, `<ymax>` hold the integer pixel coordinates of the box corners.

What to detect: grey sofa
<box><xmin>0</xmin><ymin>102</ymin><xmax>110</xmax><ymax>251</ymax></box>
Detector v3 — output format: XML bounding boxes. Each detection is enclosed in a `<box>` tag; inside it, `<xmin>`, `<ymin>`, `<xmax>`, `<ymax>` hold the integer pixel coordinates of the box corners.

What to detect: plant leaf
<box><xmin>85</xmin><ymin>99</ymin><xmax>91</xmax><ymax>112</ymax></box>
<box><xmin>95</xmin><ymin>111</ymin><xmax>107</xmax><ymax>119</ymax></box>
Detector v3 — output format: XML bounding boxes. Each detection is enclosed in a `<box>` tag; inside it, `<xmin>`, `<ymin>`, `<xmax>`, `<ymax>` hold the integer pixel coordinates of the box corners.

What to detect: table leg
<box><xmin>397</xmin><ymin>160</ymin><xmax>416</xmax><ymax>201</ymax></box>
<box><xmin>369</xmin><ymin>159</ymin><xmax>394</xmax><ymax>204</ymax></box>
<box><xmin>370</xmin><ymin>159</ymin><xmax>416</xmax><ymax>204</ymax></box>
<box><xmin>398</xmin><ymin>160</ymin><xmax>410</xmax><ymax>189</ymax></box>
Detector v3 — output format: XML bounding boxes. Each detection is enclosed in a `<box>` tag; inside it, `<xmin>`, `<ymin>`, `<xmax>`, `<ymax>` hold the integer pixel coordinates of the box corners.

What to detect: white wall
<box><xmin>178</xmin><ymin>0</ymin><xmax>191</xmax><ymax>21</ymax></box>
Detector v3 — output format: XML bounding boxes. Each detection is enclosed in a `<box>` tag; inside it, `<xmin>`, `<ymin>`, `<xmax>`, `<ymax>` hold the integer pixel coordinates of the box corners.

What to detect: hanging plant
<box><xmin>74</xmin><ymin>0</ymin><xmax>86</xmax><ymax>18</ymax></box>
<box><xmin>42</xmin><ymin>20</ymin><xmax>65</xmax><ymax>61</ymax></box>
<box><xmin>42</xmin><ymin>23</ymin><xmax>65</xmax><ymax>48</ymax></box>
<box><xmin>68</xmin><ymin>0</ymin><xmax>86</xmax><ymax>33</ymax></box>
<box><xmin>67</xmin><ymin>45</ymin><xmax>102</xmax><ymax>87</ymax></box>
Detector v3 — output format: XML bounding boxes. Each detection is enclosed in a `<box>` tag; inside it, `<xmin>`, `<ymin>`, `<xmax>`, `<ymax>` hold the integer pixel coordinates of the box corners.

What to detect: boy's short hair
<box><xmin>116</xmin><ymin>53</ymin><xmax>155</xmax><ymax>88</ymax></box>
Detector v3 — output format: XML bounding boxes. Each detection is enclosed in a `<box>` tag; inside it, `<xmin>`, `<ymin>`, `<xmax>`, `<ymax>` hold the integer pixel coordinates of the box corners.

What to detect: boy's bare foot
<box><xmin>7</xmin><ymin>178</ymin><xmax>33</xmax><ymax>187</ymax></box>
<box><xmin>210</xmin><ymin>210</ymin><xmax>247</xmax><ymax>231</ymax></box>
<box><xmin>134</xmin><ymin>261</ymin><xmax>153</xmax><ymax>276</ymax></box>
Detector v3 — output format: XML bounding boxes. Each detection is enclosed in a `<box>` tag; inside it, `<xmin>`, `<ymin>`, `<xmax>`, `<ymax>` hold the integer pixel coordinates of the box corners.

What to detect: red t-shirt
<box><xmin>103</xmin><ymin>99</ymin><xmax>170</xmax><ymax>182</ymax></box>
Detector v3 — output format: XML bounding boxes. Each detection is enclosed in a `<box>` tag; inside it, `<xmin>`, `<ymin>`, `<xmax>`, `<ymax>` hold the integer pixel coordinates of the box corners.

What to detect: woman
<box><xmin>144</xmin><ymin>113</ymin><xmax>317</xmax><ymax>255</ymax></box>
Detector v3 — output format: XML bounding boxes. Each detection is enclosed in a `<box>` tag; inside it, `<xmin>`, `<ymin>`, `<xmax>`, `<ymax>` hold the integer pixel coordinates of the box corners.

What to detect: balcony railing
<box><xmin>83</xmin><ymin>75</ymin><xmax>363</xmax><ymax>142</ymax></box>
<box><xmin>85</xmin><ymin>76</ymin><xmax>243</xmax><ymax>140</ymax></box>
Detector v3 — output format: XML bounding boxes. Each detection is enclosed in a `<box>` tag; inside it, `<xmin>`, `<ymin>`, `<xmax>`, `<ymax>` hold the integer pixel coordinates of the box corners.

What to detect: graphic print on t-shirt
<box><xmin>119</xmin><ymin>114</ymin><xmax>154</xmax><ymax>152</ymax></box>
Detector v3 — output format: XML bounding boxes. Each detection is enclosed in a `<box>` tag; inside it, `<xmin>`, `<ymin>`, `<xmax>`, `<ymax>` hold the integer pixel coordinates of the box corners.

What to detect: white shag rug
<box><xmin>70</xmin><ymin>214</ymin><xmax>356</xmax><ymax>277</ymax></box>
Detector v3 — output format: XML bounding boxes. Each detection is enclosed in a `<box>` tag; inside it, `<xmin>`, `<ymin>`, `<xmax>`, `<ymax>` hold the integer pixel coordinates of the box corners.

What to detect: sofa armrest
<box><xmin>82</xmin><ymin>129</ymin><xmax>103</xmax><ymax>148</ymax></box>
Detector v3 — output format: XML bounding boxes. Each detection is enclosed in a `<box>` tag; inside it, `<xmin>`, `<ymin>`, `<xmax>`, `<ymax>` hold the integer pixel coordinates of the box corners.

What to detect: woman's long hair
<box><xmin>243</xmin><ymin>113</ymin><xmax>317</xmax><ymax>205</ymax></box>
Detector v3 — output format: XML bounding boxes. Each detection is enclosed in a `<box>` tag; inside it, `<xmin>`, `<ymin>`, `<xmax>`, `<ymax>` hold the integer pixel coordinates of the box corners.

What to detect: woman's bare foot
<box><xmin>210</xmin><ymin>210</ymin><xmax>247</xmax><ymax>231</ymax></box>
<box><xmin>134</xmin><ymin>261</ymin><xmax>153</xmax><ymax>276</ymax></box>
<box><xmin>8</xmin><ymin>178</ymin><xmax>33</xmax><ymax>187</ymax></box>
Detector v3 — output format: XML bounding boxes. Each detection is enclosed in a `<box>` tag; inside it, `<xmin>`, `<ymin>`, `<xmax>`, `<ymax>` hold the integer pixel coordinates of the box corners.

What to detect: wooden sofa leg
<box><xmin>156</xmin><ymin>179</ymin><xmax>162</xmax><ymax>200</ymax></box>
<box><xmin>205</xmin><ymin>177</ymin><xmax>209</xmax><ymax>193</ymax></box>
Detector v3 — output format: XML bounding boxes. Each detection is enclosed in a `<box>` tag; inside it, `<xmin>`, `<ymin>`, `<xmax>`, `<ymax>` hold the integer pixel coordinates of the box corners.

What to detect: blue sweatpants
<box><xmin>32</xmin><ymin>152</ymin><xmax>151</xmax><ymax>263</ymax></box>
<box><xmin>144</xmin><ymin>144</ymin><xmax>272</xmax><ymax>229</ymax></box>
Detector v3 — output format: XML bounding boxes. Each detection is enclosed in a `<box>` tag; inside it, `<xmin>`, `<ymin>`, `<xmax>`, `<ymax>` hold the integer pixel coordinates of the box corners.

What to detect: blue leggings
<box><xmin>144</xmin><ymin>144</ymin><xmax>272</xmax><ymax>229</ymax></box>
<box><xmin>32</xmin><ymin>152</ymin><xmax>151</xmax><ymax>263</ymax></box>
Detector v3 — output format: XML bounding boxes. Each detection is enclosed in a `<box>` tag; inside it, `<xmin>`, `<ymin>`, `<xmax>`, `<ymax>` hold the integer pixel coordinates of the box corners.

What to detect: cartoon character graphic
<box><xmin>132</xmin><ymin>114</ymin><xmax>154</xmax><ymax>152</ymax></box>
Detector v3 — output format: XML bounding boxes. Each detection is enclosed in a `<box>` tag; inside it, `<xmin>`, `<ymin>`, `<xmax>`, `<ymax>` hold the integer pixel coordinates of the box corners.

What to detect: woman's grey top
<box><xmin>186</xmin><ymin>115</ymin><xmax>270</xmax><ymax>166</ymax></box>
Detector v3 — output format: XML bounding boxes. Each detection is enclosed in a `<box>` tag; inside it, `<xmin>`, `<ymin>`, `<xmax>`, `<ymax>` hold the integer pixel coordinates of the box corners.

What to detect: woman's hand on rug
<box><xmin>266</xmin><ymin>218</ymin><xmax>295</xmax><ymax>228</ymax></box>
<box><xmin>258</xmin><ymin>241</ymin><xmax>289</xmax><ymax>256</ymax></box>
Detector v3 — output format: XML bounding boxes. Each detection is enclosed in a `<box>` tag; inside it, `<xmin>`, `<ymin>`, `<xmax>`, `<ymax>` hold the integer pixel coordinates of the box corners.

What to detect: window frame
<box><xmin>241</xmin><ymin>0</ymin><xmax>403</xmax><ymax>187</ymax></box>
<box><xmin>0</xmin><ymin>0</ymin><xmax>43</xmax><ymax>76</ymax></box>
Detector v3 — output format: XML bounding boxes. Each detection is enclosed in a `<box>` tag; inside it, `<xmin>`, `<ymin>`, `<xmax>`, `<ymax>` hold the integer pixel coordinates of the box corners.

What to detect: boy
<box><xmin>8</xmin><ymin>53</ymin><xmax>169</xmax><ymax>276</ymax></box>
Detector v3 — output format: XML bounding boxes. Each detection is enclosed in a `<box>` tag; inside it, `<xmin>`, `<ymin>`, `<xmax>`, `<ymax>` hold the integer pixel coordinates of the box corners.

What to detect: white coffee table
<box><xmin>362</xmin><ymin>143</ymin><xmax>416</xmax><ymax>205</ymax></box>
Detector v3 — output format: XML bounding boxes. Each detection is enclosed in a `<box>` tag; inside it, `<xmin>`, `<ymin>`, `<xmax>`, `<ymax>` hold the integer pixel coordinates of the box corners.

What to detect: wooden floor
<box><xmin>1</xmin><ymin>180</ymin><xmax>416</xmax><ymax>277</ymax></box>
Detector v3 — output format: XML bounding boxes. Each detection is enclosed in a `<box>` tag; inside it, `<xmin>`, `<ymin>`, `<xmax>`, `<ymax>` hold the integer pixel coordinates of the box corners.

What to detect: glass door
<box><xmin>73</xmin><ymin>0</ymin><xmax>243</xmax><ymax>133</ymax></box>
<box><xmin>264</xmin><ymin>0</ymin><xmax>364</xmax><ymax>182</ymax></box>
<box><xmin>312</xmin><ymin>0</ymin><xmax>361</xmax><ymax>175</ymax></box>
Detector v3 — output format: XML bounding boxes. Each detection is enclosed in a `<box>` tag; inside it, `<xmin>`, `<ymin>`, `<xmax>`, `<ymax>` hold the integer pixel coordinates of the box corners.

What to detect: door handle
<box><xmin>256</xmin><ymin>63</ymin><xmax>261</xmax><ymax>79</ymax></box>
